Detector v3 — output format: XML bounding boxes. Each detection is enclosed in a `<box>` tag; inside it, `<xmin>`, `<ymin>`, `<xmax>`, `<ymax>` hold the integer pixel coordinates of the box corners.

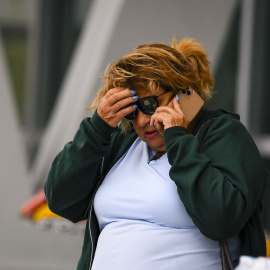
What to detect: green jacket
<box><xmin>45</xmin><ymin>109</ymin><xmax>267</xmax><ymax>270</ymax></box>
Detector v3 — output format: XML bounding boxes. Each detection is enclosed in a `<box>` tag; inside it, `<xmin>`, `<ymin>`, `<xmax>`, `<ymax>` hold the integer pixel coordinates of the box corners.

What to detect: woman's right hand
<box><xmin>97</xmin><ymin>88</ymin><xmax>138</xmax><ymax>127</ymax></box>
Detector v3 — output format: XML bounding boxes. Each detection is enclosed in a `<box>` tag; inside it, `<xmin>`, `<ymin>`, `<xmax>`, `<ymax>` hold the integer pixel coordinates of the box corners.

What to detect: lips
<box><xmin>144</xmin><ymin>130</ymin><xmax>159</xmax><ymax>139</ymax></box>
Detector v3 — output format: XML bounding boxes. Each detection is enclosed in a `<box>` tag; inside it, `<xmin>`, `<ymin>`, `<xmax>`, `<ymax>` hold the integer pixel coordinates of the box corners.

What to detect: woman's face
<box><xmin>132</xmin><ymin>89</ymin><xmax>173</xmax><ymax>152</ymax></box>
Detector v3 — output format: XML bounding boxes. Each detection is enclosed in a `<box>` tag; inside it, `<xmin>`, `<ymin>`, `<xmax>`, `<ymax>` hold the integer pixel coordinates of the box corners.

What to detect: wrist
<box><xmin>92</xmin><ymin>110</ymin><xmax>118</xmax><ymax>138</ymax></box>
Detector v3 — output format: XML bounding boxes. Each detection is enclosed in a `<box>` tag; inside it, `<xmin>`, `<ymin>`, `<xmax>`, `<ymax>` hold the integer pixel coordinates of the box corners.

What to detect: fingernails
<box><xmin>130</xmin><ymin>90</ymin><xmax>136</xmax><ymax>95</ymax></box>
<box><xmin>176</xmin><ymin>94</ymin><xmax>179</xmax><ymax>101</ymax></box>
<box><xmin>133</xmin><ymin>96</ymin><xmax>139</xmax><ymax>100</ymax></box>
<box><xmin>133</xmin><ymin>104</ymin><xmax>137</xmax><ymax>109</ymax></box>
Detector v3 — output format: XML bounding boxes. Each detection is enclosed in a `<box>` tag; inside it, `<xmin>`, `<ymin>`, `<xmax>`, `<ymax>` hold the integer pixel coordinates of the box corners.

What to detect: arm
<box><xmin>45</xmin><ymin>111</ymin><xmax>117</xmax><ymax>223</ymax></box>
<box><xmin>164</xmin><ymin>115</ymin><xmax>266</xmax><ymax>240</ymax></box>
<box><xmin>45</xmin><ymin>88</ymin><xmax>138</xmax><ymax>223</ymax></box>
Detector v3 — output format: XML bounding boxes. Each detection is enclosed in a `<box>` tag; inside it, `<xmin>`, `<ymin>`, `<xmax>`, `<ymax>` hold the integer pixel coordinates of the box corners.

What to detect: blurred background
<box><xmin>0</xmin><ymin>0</ymin><xmax>269</xmax><ymax>269</ymax></box>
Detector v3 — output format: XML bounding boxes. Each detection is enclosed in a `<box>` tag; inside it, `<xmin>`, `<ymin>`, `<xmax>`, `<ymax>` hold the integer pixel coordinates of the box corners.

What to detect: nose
<box><xmin>136</xmin><ymin>110</ymin><xmax>151</xmax><ymax>127</ymax></box>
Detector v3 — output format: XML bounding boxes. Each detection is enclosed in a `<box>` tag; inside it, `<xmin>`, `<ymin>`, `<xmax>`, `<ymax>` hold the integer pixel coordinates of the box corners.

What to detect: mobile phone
<box><xmin>178</xmin><ymin>87</ymin><xmax>204</xmax><ymax>121</ymax></box>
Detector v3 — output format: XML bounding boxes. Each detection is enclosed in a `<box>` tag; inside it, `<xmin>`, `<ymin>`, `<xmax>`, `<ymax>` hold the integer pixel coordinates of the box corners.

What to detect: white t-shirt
<box><xmin>92</xmin><ymin>138</ymin><xmax>239</xmax><ymax>270</ymax></box>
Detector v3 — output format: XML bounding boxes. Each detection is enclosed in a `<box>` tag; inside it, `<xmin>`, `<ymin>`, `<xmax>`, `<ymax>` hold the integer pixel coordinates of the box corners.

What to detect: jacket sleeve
<box><xmin>164</xmin><ymin>115</ymin><xmax>266</xmax><ymax>240</ymax></box>
<box><xmin>44</xmin><ymin>111</ymin><xmax>117</xmax><ymax>223</ymax></box>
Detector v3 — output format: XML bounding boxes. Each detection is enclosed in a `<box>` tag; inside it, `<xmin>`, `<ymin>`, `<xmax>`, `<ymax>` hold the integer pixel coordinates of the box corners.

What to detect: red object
<box><xmin>20</xmin><ymin>189</ymin><xmax>46</xmax><ymax>218</ymax></box>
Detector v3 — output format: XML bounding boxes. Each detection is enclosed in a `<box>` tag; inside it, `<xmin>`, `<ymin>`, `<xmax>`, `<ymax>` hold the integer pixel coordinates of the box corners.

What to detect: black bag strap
<box><xmin>220</xmin><ymin>240</ymin><xmax>234</xmax><ymax>270</ymax></box>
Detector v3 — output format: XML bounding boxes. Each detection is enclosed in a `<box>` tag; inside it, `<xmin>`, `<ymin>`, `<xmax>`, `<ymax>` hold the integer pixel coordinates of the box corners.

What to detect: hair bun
<box><xmin>171</xmin><ymin>37</ymin><xmax>214</xmax><ymax>99</ymax></box>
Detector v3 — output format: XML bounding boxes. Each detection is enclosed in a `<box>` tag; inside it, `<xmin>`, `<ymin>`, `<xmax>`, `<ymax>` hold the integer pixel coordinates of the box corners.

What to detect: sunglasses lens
<box><xmin>138</xmin><ymin>97</ymin><xmax>158</xmax><ymax>115</ymax></box>
<box><xmin>125</xmin><ymin>96</ymin><xmax>159</xmax><ymax>119</ymax></box>
<box><xmin>125</xmin><ymin>110</ymin><xmax>137</xmax><ymax>120</ymax></box>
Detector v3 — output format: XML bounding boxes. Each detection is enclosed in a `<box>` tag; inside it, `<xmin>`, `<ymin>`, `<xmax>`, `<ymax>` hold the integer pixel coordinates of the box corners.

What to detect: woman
<box><xmin>45</xmin><ymin>38</ymin><xmax>267</xmax><ymax>270</ymax></box>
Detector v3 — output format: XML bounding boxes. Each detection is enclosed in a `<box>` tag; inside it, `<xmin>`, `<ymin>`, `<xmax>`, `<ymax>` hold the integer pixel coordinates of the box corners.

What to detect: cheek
<box><xmin>132</xmin><ymin>120</ymin><xmax>145</xmax><ymax>141</ymax></box>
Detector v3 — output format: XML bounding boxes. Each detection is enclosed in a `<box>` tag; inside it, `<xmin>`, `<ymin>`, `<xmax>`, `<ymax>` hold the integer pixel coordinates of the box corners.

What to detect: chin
<box><xmin>146</xmin><ymin>141</ymin><xmax>166</xmax><ymax>152</ymax></box>
<box><xmin>139</xmin><ymin>134</ymin><xmax>165</xmax><ymax>151</ymax></box>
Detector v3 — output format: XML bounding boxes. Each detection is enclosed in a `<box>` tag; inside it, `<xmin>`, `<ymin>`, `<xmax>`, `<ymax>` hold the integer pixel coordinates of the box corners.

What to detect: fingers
<box><xmin>150</xmin><ymin>97</ymin><xmax>190</xmax><ymax>130</ymax></box>
<box><xmin>104</xmin><ymin>88</ymin><xmax>131</xmax><ymax>103</ymax></box>
<box><xmin>97</xmin><ymin>88</ymin><xmax>137</xmax><ymax>127</ymax></box>
<box><xmin>172</xmin><ymin>96</ymin><xmax>185</xmax><ymax>116</ymax></box>
<box><xmin>107</xmin><ymin>88</ymin><xmax>138</xmax><ymax>113</ymax></box>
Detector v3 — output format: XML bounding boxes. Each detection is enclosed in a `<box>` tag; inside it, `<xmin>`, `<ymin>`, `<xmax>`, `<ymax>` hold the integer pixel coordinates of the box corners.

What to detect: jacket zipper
<box><xmin>88</xmin><ymin>157</ymin><xmax>105</xmax><ymax>270</ymax></box>
<box><xmin>88</xmin><ymin>203</ymin><xmax>94</xmax><ymax>270</ymax></box>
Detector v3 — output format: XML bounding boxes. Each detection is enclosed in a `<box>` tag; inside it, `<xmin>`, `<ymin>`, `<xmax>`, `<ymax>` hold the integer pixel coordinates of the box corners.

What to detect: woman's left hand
<box><xmin>150</xmin><ymin>97</ymin><xmax>190</xmax><ymax>131</ymax></box>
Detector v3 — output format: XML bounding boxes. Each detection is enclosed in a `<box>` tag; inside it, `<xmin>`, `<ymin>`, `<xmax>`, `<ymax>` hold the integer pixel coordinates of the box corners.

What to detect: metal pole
<box><xmin>236</xmin><ymin>0</ymin><xmax>255</xmax><ymax>130</ymax></box>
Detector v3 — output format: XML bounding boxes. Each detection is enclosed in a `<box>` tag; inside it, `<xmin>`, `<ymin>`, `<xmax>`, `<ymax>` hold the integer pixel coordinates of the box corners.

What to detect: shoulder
<box><xmin>195</xmin><ymin>109</ymin><xmax>245</xmax><ymax>138</ymax></box>
<box><xmin>195</xmin><ymin>109</ymin><xmax>262</xmax><ymax>157</ymax></box>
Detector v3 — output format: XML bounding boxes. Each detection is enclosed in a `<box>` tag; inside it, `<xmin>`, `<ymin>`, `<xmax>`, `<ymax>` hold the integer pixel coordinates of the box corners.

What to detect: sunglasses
<box><xmin>125</xmin><ymin>91</ymin><xmax>169</xmax><ymax>120</ymax></box>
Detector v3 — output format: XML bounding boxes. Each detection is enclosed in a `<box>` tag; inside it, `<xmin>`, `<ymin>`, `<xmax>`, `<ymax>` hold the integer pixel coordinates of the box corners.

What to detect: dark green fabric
<box><xmin>45</xmin><ymin>109</ymin><xmax>266</xmax><ymax>269</ymax></box>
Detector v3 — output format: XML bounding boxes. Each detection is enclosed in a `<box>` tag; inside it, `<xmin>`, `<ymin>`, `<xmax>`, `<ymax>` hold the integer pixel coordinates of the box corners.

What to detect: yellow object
<box><xmin>32</xmin><ymin>203</ymin><xmax>62</xmax><ymax>222</ymax></box>
<box><xmin>267</xmin><ymin>238</ymin><xmax>270</xmax><ymax>257</ymax></box>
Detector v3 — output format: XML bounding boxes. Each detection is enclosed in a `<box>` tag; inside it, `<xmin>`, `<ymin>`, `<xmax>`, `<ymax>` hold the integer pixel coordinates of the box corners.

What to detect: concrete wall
<box><xmin>0</xmin><ymin>33</ymin><xmax>84</xmax><ymax>270</ymax></box>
